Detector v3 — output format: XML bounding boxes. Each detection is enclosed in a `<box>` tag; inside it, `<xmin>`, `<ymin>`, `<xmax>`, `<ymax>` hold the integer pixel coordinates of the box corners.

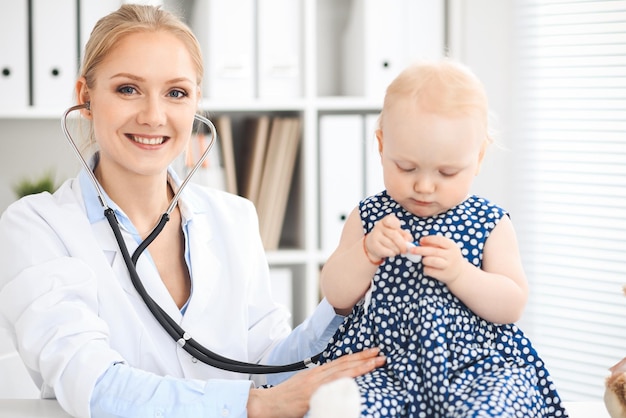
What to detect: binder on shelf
<box><xmin>239</xmin><ymin>116</ymin><xmax>271</xmax><ymax>205</ymax></box>
<box><xmin>78</xmin><ymin>0</ymin><xmax>122</xmax><ymax>61</ymax></box>
<box><xmin>192</xmin><ymin>0</ymin><xmax>255</xmax><ymax>100</ymax></box>
<box><xmin>341</xmin><ymin>0</ymin><xmax>445</xmax><ymax>100</ymax></box>
<box><xmin>265</xmin><ymin>117</ymin><xmax>301</xmax><ymax>250</ymax></box>
<box><xmin>0</xmin><ymin>0</ymin><xmax>29</xmax><ymax>108</ymax></box>
<box><xmin>256</xmin><ymin>0</ymin><xmax>303</xmax><ymax>98</ymax></box>
<box><xmin>31</xmin><ymin>0</ymin><xmax>78</xmax><ymax>108</ymax></box>
<box><xmin>256</xmin><ymin>117</ymin><xmax>302</xmax><ymax>251</ymax></box>
<box><xmin>406</xmin><ymin>0</ymin><xmax>446</xmax><ymax>62</ymax></box>
<box><xmin>318</xmin><ymin>114</ymin><xmax>364</xmax><ymax>255</ymax></box>
<box><xmin>215</xmin><ymin>115</ymin><xmax>238</xmax><ymax>195</ymax></box>
<box><xmin>256</xmin><ymin>117</ymin><xmax>287</xmax><ymax>247</ymax></box>
<box><xmin>364</xmin><ymin>113</ymin><xmax>385</xmax><ymax>197</ymax></box>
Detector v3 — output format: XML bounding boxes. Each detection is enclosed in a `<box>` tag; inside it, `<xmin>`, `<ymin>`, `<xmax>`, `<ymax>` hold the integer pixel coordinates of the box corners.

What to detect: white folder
<box><xmin>257</xmin><ymin>0</ymin><xmax>303</xmax><ymax>99</ymax></box>
<box><xmin>79</xmin><ymin>0</ymin><xmax>123</xmax><ymax>62</ymax></box>
<box><xmin>269</xmin><ymin>268</ymin><xmax>293</xmax><ymax>324</ymax></box>
<box><xmin>341</xmin><ymin>0</ymin><xmax>445</xmax><ymax>100</ymax></box>
<box><xmin>192</xmin><ymin>0</ymin><xmax>255</xmax><ymax>100</ymax></box>
<box><xmin>407</xmin><ymin>0</ymin><xmax>446</xmax><ymax>62</ymax></box>
<box><xmin>31</xmin><ymin>0</ymin><xmax>78</xmax><ymax>108</ymax></box>
<box><xmin>364</xmin><ymin>113</ymin><xmax>385</xmax><ymax>197</ymax></box>
<box><xmin>0</xmin><ymin>0</ymin><xmax>29</xmax><ymax>108</ymax></box>
<box><xmin>319</xmin><ymin>114</ymin><xmax>364</xmax><ymax>255</ymax></box>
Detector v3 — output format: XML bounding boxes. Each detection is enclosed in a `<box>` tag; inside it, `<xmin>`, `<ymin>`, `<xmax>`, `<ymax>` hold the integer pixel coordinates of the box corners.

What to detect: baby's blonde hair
<box><xmin>380</xmin><ymin>60</ymin><xmax>494</xmax><ymax>145</ymax></box>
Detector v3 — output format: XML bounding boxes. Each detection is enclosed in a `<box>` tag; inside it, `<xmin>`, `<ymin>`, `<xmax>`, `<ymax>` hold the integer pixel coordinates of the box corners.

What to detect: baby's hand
<box><xmin>364</xmin><ymin>214</ymin><xmax>414</xmax><ymax>263</ymax></box>
<box><xmin>403</xmin><ymin>241</ymin><xmax>422</xmax><ymax>263</ymax></box>
<box><xmin>413</xmin><ymin>235</ymin><xmax>467</xmax><ymax>285</ymax></box>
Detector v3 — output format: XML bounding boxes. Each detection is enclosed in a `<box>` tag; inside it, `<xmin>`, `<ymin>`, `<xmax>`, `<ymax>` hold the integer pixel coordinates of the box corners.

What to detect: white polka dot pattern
<box><xmin>319</xmin><ymin>193</ymin><xmax>569</xmax><ymax>417</ymax></box>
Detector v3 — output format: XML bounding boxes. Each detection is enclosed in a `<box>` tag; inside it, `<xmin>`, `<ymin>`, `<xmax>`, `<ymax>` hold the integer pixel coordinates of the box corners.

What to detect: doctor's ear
<box><xmin>75</xmin><ymin>77</ymin><xmax>92</xmax><ymax>119</ymax></box>
<box><xmin>80</xmin><ymin>101</ymin><xmax>92</xmax><ymax>119</ymax></box>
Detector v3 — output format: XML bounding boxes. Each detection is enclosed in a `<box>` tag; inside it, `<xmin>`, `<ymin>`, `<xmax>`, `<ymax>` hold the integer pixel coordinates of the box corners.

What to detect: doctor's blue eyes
<box><xmin>117</xmin><ymin>85</ymin><xmax>136</xmax><ymax>95</ymax></box>
<box><xmin>167</xmin><ymin>89</ymin><xmax>188</xmax><ymax>99</ymax></box>
<box><xmin>116</xmin><ymin>85</ymin><xmax>189</xmax><ymax>99</ymax></box>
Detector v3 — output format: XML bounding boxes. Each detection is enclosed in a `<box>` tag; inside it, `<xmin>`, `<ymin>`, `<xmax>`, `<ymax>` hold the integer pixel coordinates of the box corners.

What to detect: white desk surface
<box><xmin>0</xmin><ymin>399</ymin><xmax>612</xmax><ymax>417</ymax></box>
<box><xmin>0</xmin><ymin>399</ymin><xmax>71</xmax><ymax>418</ymax></box>
<box><xmin>563</xmin><ymin>401</ymin><xmax>611</xmax><ymax>417</ymax></box>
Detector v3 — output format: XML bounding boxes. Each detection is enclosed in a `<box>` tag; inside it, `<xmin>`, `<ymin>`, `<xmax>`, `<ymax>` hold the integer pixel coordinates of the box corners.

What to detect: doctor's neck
<box><xmin>94</xmin><ymin>161</ymin><xmax>175</xmax><ymax>235</ymax></box>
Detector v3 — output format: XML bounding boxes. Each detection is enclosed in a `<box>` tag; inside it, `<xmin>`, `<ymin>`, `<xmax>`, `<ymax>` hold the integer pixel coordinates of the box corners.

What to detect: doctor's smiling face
<box><xmin>76</xmin><ymin>30</ymin><xmax>200</xmax><ymax>183</ymax></box>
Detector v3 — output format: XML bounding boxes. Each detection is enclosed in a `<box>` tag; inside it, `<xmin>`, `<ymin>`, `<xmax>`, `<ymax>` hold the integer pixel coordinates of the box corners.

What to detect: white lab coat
<box><xmin>0</xmin><ymin>174</ymin><xmax>320</xmax><ymax>417</ymax></box>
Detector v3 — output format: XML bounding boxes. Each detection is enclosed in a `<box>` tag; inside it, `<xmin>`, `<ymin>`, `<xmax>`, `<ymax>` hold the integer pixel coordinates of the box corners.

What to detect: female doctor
<box><xmin>0</xmin><ymin>4</ymin><xmax>384</xmax><ymax>418</ymax></box>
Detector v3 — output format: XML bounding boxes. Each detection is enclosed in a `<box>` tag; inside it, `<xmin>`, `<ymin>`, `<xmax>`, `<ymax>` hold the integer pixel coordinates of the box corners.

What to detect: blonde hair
<box><xmin>380</xmin><ymin>60</ymin><xmax>494</xmax><ymax>145</ymax></box>
<box><xmin>81</xmin><ymin>4</ymin><xmax>203</xmax><ymax>88</ymax></box>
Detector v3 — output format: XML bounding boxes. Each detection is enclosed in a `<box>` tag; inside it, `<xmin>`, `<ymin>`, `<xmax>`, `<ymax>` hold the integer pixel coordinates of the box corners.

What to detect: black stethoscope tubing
<box><xmin>105</xmin><ymin>209</ymin><xmax>320</xmax><ymax>374</ymax></box>
<box><xmin>62</xmin><ymin>103</ymin><xmax>321</xmax><ymax>374</ymax></box>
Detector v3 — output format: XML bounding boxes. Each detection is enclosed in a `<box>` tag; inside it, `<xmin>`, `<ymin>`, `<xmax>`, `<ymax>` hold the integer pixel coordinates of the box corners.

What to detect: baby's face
<box><xmin>378</xmin><ymin>100</ymin><xmax>486</xmax><ymax>218</ymax></box>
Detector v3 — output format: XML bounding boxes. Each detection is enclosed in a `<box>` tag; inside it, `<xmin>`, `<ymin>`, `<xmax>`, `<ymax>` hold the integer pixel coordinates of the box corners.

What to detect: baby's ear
<box><xmin>375</xmin><ymin>129</ymin><xmax>383</xmax><ymax>155</ymax></box>
<box><xmin>475</xmin><ymin>140</ymin><xmax>488</xmax><ymax>175</ymax></box>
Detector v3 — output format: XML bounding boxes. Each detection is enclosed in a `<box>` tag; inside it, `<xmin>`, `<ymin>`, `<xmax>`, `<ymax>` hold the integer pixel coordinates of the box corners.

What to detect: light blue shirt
<box><xmin>79</xmin><ymin>165</ymin><xmax>344</xmax><ymax>417</ymax></box>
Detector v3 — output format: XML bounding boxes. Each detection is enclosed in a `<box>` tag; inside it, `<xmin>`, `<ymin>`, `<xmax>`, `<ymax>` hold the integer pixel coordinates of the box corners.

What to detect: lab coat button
<box><xmin>191</xmin><ymin>357</ymin><xmax>198</xmax><ymax>363</ymax></box>
<box><xmin>221</xmin><ymin>408</ymin><xmax>229</xmax><ymax>417</ymax></box>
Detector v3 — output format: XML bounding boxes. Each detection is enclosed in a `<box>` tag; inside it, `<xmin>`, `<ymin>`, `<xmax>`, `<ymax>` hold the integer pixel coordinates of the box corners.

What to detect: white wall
<box><xmin>448</xmin><ymin>0</ymin><xmax>515</xmax><ymax>211</ymax></box>
<box><xmin>0</xmin><ymin>119</ymin><xmax>80</xmax><ymax>212</ymax></box>
<box><xmin>448</xmin><ymin>1</ymin><xmax>535</xmax><ymax>333</ymax></box>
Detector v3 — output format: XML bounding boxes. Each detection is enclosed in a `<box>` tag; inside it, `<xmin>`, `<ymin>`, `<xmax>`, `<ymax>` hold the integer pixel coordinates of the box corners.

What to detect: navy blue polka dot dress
<box><xmin>319</xmin><ymin>193</ymin><xmax>568</xmax><ymax>417</ymax></box>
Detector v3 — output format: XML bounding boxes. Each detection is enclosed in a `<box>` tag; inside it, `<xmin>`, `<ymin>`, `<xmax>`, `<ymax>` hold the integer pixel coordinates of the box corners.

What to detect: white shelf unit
<box><xmin>0</xmin><ymin>0</ymin><xmax>445</xmax><ymax>326</ymax></box>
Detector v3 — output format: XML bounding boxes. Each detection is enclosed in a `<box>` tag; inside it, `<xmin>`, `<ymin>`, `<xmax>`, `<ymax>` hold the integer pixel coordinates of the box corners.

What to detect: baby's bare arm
<box><xmin>414</xmin><ymin>216</ymin><xmax>528</xmax><ymax>324</ymax></box>
<box><xmin>320</xmin><ymin>211</ymin><xmax>411</xmax><ymax>310</ymax></box>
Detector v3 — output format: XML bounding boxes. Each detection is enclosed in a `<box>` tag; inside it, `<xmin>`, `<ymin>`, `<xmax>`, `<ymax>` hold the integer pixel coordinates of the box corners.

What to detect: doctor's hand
<box><xmin>246</xmin><ymin>347</ymin><xmax>385</xmax><ymax>418</ymax></box>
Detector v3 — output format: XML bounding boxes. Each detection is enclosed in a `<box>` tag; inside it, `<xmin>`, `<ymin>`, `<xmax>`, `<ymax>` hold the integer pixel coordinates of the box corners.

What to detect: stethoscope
<box><xmin>62</xmin><ymin>102</ymin><xmax>320</xmax><ymax>374</ymax></box>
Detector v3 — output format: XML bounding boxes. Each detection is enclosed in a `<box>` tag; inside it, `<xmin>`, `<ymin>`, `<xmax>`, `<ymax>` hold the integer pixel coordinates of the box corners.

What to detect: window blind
<box><xmin>512</xmin><ymin>0</ymin><xmax>626</xmax><ymax>400</ymax></box>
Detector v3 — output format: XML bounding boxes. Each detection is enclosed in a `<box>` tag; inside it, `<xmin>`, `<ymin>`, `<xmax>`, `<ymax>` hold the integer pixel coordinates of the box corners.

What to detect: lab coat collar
<box><xmin>78</xmin><ymin>153</ymin><xmax>202</xmax><ymax>236</ymax></box>
<box><xmin>76</xmin><ymin>154</ymin><xmax>219</xmax><ymax>321</ymax></box>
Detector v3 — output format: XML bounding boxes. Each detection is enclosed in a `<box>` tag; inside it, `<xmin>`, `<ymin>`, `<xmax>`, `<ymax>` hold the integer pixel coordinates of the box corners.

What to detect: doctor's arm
<box><xmin>91</xmin><ymin>348</ymin><xmax>384</xmax><ymax>418</ymax></box>
<box><xmin>91</xmin><ymin>363</ymin><xmax>253</xmax><ymax>418</ymax></box>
